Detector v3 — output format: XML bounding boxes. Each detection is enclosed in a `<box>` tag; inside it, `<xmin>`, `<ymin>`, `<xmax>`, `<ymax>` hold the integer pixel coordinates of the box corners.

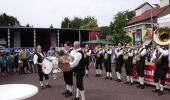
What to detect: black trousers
<box><xmin>154</xmin><ymin>65</ymin><xmax>168</xmax><ymax>85</ymax></box>
<box><xmin>63</xmin><ymin>69</ymin><xmax>73</xmax><ymax>85</ymax></box>
<box><xmin>75</xmin><ymin>72</ymin><xmax>84</xmax><ymax>91</ymax></box>
<box><xmin>84</xmin><ymin>57</ymin><xmax>89</xmax><ymax>70</ymax></box>
<box><xmin>96</xmin><ymin>57</ymin><xmax>103</xmax><ymax>70</ymax></box>
<box><xmin>124</xmin><ymin>60</ymin><xmax>133</xmax><ymax>76</ymax></box>
<box><xmin>104</xmin><ymin>59</ymin><xmax>112</xmax><ymax>72</ymax></box>
<box><xmin>115</xmin><ymin>59</ymin><xmax>123</xmax><ymax>73</ymax></box>
<box><xmin>37</xmin><ymin>66</ymin><xmax>49</xmax><ymax>81</ymax></box>
<box><xmin>136</xmin><ymin>61</ymin><xmax>145</xmax><ymax>77</ymax></box>
<box><xmin>0</xmin><ymin>64</ymin><xmax>5</xmax><ymax>73</ymax></box>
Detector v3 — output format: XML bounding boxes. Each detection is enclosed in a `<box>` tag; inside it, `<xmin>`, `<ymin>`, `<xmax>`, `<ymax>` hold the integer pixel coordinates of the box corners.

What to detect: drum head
<box><xmin>42</xmin><ymin>58</ymin><xmax>53</xmax><ymax>74</ymax></box>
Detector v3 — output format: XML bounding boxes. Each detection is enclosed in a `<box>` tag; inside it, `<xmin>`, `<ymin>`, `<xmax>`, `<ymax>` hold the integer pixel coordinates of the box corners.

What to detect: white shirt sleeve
<box><xmin>69</xmin><ymin>52</ymin><xmax>82</xmax><ymax>68</ymax></box>
<box><xmin>151</xmin><ymin>50</ymin><xmax>156</xmax><ymax>62</ymax></box>
<box><xmin>107</xmin><ymin>49</ymin><xmax>112</xmax><ymax>54</ymax></box>
<box><xmin>115</xmin><ymin>49</ymin><xmax>123</xmax><ymax>57</ymax></box>
<box><xmin>86</xmin><ymin>50</ymin><xmax>91</xmax><ymax>56</ymax></box>
<box><xmin>158</xmin><ymin>48</ymin><xmax>169</xmax><ymax>56</ymax></box>
<box><xmin>33</xmin><ymin>54</ymin><xmax>38</xmax><ymax>64</ymax></box>
<box><xmin>128</xmin><ymin>50</ymin><xmax>133</xmax><ymax>57</ymax></box>
<box><xmin>141</xmin><ymin>48</ymin><xmax>147</xmax><ymax>57</ymax></box>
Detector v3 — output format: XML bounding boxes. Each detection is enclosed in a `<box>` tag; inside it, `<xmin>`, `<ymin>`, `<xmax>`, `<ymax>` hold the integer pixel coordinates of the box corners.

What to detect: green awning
<box><xmin>144</xmin><ymin>39</ymin><xmax>152</xmax><ymax>46</ymax></box>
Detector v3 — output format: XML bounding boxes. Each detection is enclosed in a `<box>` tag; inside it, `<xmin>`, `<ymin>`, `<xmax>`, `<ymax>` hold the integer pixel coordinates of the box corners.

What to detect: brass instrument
<box><xmin>123</xmin><ymin>47</ymin><xmax>129</xmax><ymax>60</ymax></box>
<box><xmin>153</xmin><ymin>27</ymin><xmax>170</xmax><ymax>45</ymax></box>
<box><xmin>153</xmin><ymin>27</ymin><xmax>170</xmax><ymax>64</ymax></box>
<box><xmin>135</xmin><ymin>51</ymin><xmax>141</xmax><ymax>62</ymax></box>
<box><xmin>154</xmin><ymin>50</ymin><xmax>162</xmax><ymax>65</ymax></box>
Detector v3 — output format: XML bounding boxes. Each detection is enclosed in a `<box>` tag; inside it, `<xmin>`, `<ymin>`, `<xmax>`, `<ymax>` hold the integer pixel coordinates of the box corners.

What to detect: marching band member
<box><xmin>94</xmin><ymin>44</ymin><xmax>104</xmax><ymax>77</ymax></box>
<box><xmin>123</xmin><ymin>43</ymin><xmax>134</xmax><ymax>85</ymax></box>
<box><xmin>152</xmin><ymin>45</ymin><xmax>169</xmax><ymax>95</ymax></box>
<box><xmin>134</xmin><ymin>41</ymin><xmax>146</xmax><ymax>89</ymax></box>
<box><xmin>83</xmin><ymin>45</ymin><xmax>91</xmax><ymax>76</ymax></box>
<box><xmin>104</xmin><ymin>44</ymin><xmax>113</xmax><ymax>80</ymax></box>
<box><xmin>62</xmin><ymin>42</ymin><xmax>75</xmax><ymax>97</ymax></box>
<box><xmin>68</xmin><ymin>41</ymin><xmax>86</xmax><ymax>100</ymax></box>
<box><xmin>115</xmin><ymin>42</ymin><xmax>124</xmax><ymax>82</ymax></box>
<box><xmin>33</xmin><ymin>45</ymin><xmax>52</xmax><ymax>89</ymax></box>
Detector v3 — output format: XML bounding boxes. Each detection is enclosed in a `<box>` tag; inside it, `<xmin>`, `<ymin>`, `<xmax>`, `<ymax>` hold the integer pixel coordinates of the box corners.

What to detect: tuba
<box><xmin>153</xmin><ymin>27</ymin><xmax>170</xmax><ymax>64</ymax></box>
<box><xmin>153</xmin><ymin>27</ymin><xmax>170</xmax><ymax>45</ymax></box>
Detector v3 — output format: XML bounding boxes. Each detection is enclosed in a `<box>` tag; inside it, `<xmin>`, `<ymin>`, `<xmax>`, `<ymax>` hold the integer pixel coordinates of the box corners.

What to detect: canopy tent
<box><xmin>82</xmin><ymin>40</ymin><xmax>114</xmax><ymax>45</ymax></box>
<box><xmin>158</xmin><ymin>14</ymin><xmax>170</xmax><ymax>27</ymax></box>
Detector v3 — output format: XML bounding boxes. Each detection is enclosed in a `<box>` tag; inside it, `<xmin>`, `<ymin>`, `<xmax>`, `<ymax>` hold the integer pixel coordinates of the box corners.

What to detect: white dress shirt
<box><xmin>33</xmin><ymin>52</ymin><xmax>44</xmax><ymax>65</ymax></box>
<box><xmin>115</xmin><ymin>47</ymin><xmax>123</xmax><ymax>57</ymax></box>
<box><xmin>69</xmin><ymin>48</ymin><xmax>82</xmax><ymax>68</ymax></box>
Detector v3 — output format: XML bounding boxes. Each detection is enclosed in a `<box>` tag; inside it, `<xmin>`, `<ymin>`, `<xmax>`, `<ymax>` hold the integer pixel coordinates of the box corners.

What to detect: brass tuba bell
<box><xmin>153</xmin><ymin>27</ymin><xmax>170</xmax><ymax>45</ymax></box>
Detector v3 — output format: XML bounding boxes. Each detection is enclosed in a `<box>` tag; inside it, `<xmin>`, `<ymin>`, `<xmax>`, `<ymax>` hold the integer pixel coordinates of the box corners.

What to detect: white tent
<box><xmin>158</xmin><ymin>14</ymin><xmax>170</xmax><ymax>27</ymax></box>
<box><xmin>158</xmin><ymin>14</ymin><xmax>170</xmax><ymax>61</ymax></box>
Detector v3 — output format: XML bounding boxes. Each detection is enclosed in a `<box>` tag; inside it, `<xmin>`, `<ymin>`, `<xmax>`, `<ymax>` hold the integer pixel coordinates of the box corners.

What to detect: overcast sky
<box><xmin>0</xmin><ymin>0</ymin><xmax>159</xmax><ymax>28</ymax></box>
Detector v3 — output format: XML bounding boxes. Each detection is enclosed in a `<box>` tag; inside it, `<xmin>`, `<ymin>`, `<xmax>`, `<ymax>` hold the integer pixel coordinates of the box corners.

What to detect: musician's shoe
<box><xmin>98</xmin><ymin>74</ymin><xmax>102</xmax><ymax>77</ymax></box>
<box><xmin>65</xmin><ymin>92</ymin><xmax>72</xmax><ymax>97</ymax></box>
<box><xmin>110</xmin><ymin>77</ymin><xmax>113</xmax><ymax>80</ymax></box>
<box><xmin>40</xmin><ymin>86</ymin><xmax>44</xmax><ymax>89</ymax></box>
<box><xmin>152</xmin><ymin>89</ymin><xmax>160</xmax><ymax>92</ymax></box>
<box><xmin>136</xmin><ymin>84</ymin><xmax>142</xmax><ymax>88</ymax></box>
<box><xmin>85</xmin><ymin>74</ymin><xmax>88</xmax><ymax>76</ymax></box>
<box><xmin>95</xmin><ymin>74</ymin><xmax>99</xmax><ymax>77</ymax></box>
<box><xmin>71</xmin><ymin>97</ymin><xmax>80</xmax><ymax>100</ymax></box>
<box><xmin>117</xmin><ymin>79</ymin><xmax>122</xmax><ymax>82</ymax></box>
<box><xmin>124</xmin><ymin>81</ymin><xmax>130</xmax><ymax>84</ymax></box>
<box><xmin>140</xmin><ymin>85</ymin><xmax>145</xmax><ymax>89</ymax></box>
<box><xmin>115</xmin><ymin>79</ymin><xmax>119</xmax><ymax>81</ymax></box>
<box><xmin>104</xmin><ymin>77</ymin><xmax>109</xmax><ymax>79</ymax></box>
<box><xmin>45</xmin><ymin>84</ymin><xmax>52</xmax><ymax>88</ymax></box>
<box><xmin>158</xmin><ymin>91</ymin><xmax>164</xmax><ymax>96</ymax></box>
<box><xmin>62</xmin><ymin>90</ymin><xmax>69</xmax><ymax>95</ymax></box>
<box><xmin>129</xmin><ymin>82</ymin><xmax>134</xmax><ymax>86</ymax></box>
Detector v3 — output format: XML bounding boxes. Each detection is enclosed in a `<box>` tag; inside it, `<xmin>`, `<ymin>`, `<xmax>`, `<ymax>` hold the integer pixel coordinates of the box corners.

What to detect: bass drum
<box><xmin>42</xmin><ymin>57</ymin><xmax>60</xmax><ymax>74</ymax></box>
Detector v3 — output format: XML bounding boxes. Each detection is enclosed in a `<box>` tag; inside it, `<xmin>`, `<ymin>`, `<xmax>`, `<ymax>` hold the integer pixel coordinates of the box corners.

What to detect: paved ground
<box><xmin>0</xmin><ymin>65</ymin><xmax>170</xmax><ymax>100</ymax></box>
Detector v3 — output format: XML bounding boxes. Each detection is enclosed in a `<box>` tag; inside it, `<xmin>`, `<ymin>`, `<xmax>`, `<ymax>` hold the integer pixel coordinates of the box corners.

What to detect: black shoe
<box><xmin>86</xmin><ymin>74</ymin><xmax>88</xmax><ymax>76</ymax></box>
<box><xmin>98</xmin><ymin>74</ymin><xmax>102</xmax><ymax>77</ymax></box>
<box><xmin>158</xmin><ymin>91</ymin><xmax>164</xmax><ymax>95</ymax></box>
<box><xmin>62</xmin><ymin>90</ymin><xmax>69</xmax><ymax>95</ymax></box>
<box><xmin>40</xmin><ymin>86</ymin><xmax>44</xmax><ymax>89</ymax></box>
<box><xmin>71</xmin><ymin>97</ymin><xmax>80</xmax><ymax>100</ymax></box>
<box><xmin>152</xmin><ymin>89</ymin><xmax>160</xmax><ymax>92</ymax></box>
<box><xmin>124</xmin><ymin>81</ymin><xmax>130</xmax><ymax>84</ymax></box>
<box><xmin>45</xmin><ymin>85</ymin><xmax>52</xmax><ymax>88</ymax></box>
<box><xmin>110</xmin><ymin>77</ymin><xmax>113</xmax><ymax>80</ymax></box>
<box><xmin>140</xmin><ymin>85</ymin><xmax>145</xmax><ymax>89</ymax></box>
<box><xmin>136</xmin><ymin>84</ymin><xmax>142</xmax><ymax>88</ymax></box>
<box><xmin>104</xmin><ymin>77</ymin><xmax>109</xmax><ymax>79</ymax></box>
<box><xmin>117</xmin><ymin>79</ymin><xmax>122</xmax><ymax>82</ymax></box>
<box><xmin>129</xmin><ymin>82</ymin><xmax>134</xmax><ymax>86</ymax></box>
<box><xmin>65</xmin><ymin>92</ymin><xmax>72</xmax><ymax>97</ymax></box>
<box><xmin>95</xmin><ymin>74</ymin><xmax>99</xmax><ymax>77</ymax></box>
<box><xmin>115</xmin><ymin>79</ymin><xmax>119</xmax><ymax>81</ymax></box>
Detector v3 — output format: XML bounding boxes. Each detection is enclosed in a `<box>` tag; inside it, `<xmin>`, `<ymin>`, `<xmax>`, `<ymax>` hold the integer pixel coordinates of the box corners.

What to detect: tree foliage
<box><xmin>61</xmin><ymin>16</ymin><xmax>98</xmax><ymax>29</ymax></box>
<box><xmin>0</xmin><ymin>13</ymin><xmax>20</xmax><ymax>26</ymax></box>
<box><xmin>110</xmin><ymin>10</ymin><xmax>135</xmax><ymax>45</ymax></box>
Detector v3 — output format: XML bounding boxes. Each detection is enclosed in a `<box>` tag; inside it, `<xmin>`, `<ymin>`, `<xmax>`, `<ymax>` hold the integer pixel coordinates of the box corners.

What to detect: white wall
<box><xmin>136</xmin><ymin>4</ymin><xmax>152</xmax><ymax>16</ymax></box>
<box><xmin>160</xmin><ymin>0</ymin><xmax>170</xmax><ymax>8</ymax></box>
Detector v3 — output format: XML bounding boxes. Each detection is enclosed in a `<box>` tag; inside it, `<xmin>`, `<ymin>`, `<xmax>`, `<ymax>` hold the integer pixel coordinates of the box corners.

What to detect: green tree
<box><xmin>70</xmin><ymin>17</ymin><xmax>83</xmax><ymax>28</ymax></box>
<box><xmin>61</xmin><ymin>17</ymin><xmax>70</xmax><ymax>28</ymax></box>
<box><xmin>110</xmin><ymin>10</ymin><xmax>135</xmax><ymax>44</ymax></box>
<box><xmin>0</xmin><ymin>13</ymin><xmax>20</xmax><ymax>26</ymax></box>
<box><xmin>99</xmin><ymin>26</ymin><xmax>112</xmax><ymax>39</ymax></box>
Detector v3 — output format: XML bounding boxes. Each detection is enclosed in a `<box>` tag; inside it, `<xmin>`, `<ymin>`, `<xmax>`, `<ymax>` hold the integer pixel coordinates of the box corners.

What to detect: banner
<box><xmin>133</xmin><ymin>64</ymin><xmax>170</xmax><ymax>89</ymax></box>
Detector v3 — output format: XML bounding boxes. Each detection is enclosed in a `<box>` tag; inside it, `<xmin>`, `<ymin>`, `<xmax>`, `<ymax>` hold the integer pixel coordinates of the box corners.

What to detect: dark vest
<box><xmin>138</xmin><ymin>48</ymin><xmax>146</xmax><ymax>63</ymax></box>
<box><xmin>35</xmin><ymin>52</ymin><xmax>44</xmax><ymax>67</ymax></box>
<box><xmin>68</xmin><ymin>48</ymin><xmax>73</xmax><ymax>54</ymax></box>
<box><xmin>73</xmin><ymin>50</ymin><xmax>85</xmax><ymax>74</ymax></box>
